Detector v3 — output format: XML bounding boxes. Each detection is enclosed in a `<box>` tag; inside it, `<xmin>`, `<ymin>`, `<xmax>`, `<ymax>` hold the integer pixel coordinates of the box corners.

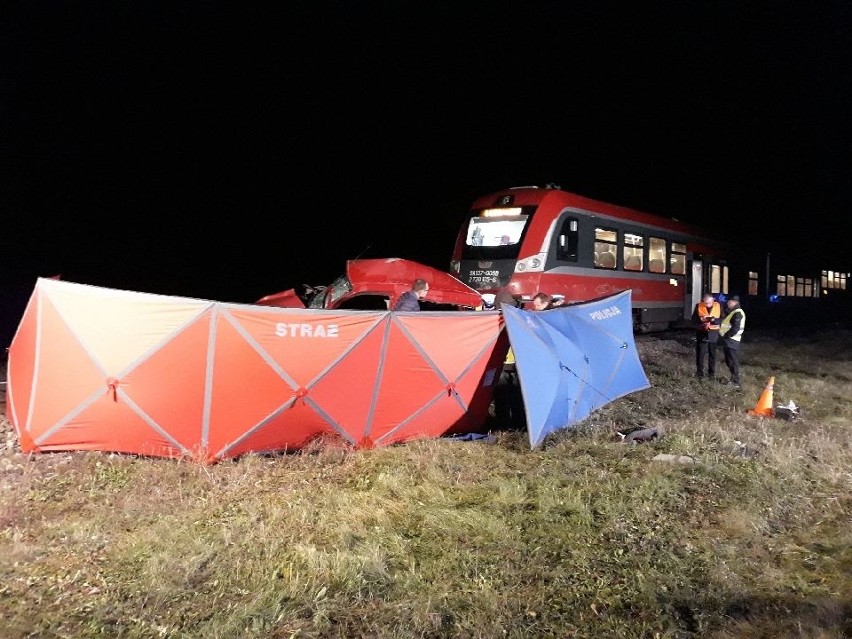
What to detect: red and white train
<box><xmin>449</xmin><ymin>184</ymin><xmax>849</xmax><ymax>330</ymax></box>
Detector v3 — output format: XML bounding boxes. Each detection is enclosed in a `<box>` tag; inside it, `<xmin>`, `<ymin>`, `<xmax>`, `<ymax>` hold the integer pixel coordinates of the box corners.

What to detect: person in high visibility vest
<box><xmin>719</xmin><ymin>294</ymin><xmax>746</xmax><ymax>389</ymax></box>
<box><xmin>691</xmin><ymin>292</ymin><xmax>721</xmax><ymax>379</ymax></box>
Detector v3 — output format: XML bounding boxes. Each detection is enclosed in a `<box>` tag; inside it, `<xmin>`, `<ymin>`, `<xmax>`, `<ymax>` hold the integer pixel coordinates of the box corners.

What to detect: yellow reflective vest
<box><xmin>719</xmin><ymin>307</ymin><xmax>746</xmax><ymax>342</ymax></box>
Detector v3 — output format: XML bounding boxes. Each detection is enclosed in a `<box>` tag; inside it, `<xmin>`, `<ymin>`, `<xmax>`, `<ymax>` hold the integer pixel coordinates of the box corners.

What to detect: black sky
<box><xmin>2</xmin><ymin>2</ymin><xmax>852</xmax><ymax>344</ymax></box>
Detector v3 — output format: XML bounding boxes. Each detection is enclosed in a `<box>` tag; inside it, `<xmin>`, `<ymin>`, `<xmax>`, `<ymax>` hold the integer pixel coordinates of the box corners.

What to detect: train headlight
<box><xmin>515</xmin><ymin>254</ymin><xmax>546</xmax><ymax>273</ymax></box>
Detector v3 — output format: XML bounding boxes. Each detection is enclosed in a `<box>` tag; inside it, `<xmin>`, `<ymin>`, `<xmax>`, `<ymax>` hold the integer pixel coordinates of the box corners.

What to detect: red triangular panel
<box><xmin>448</xmin><ymin>332</ymin><xmax>510</xmax><ymax>436</ymax></box>
<box><xmin>6</xmin><ymin>287</ymin><xmax>39</xmax><ymax>449</ymax></box>
<box><xmin>37</xmin><ymin>396</ymin><xmax>185</xmax><ymax>458</ymax></box>
<box><xmin>307</xmin><ymin>317</ymin><xmax>387</xmax><ymax>443</ymax></box>
<box><xmin>368</xmin><ymin>321</ymin><xmax>446</xmax><ymax>443</ymax></box>
<box><xmin>378</xmin><ymin>398</ymin><xmax>468</xmax><ymax>446</ymax></box>
<box><xmin>28</xmin><ymin>294</ymin><xmax>108</xmax><ymax>444</ymax></box>
<box><xmin>42</xmin><ymin>278</ymin><xmax>209</xmax><ymax>375</ymax></box>
<box><xmin>226</xmin><ymin>308</ymin><xmax>381</xmax><ymax>388</ymax></box>
<box><xmin>394</xmin><ymin>313</ymin><xmax>503</xmax><ymax>382</ymax></box>
<box><xmin>221</xmin><ymin>401</ymin><xmax>341</xmax><ymax>459</ymax></box>
<box><xmin>206</xmin><ymin>316</ymin><xmax>300</xmax><ymax>456</ymax></box>
<box><xmin>120</xmin><ymin>310</ymin><xmax>213</xmax><ymax>452</ymax></box>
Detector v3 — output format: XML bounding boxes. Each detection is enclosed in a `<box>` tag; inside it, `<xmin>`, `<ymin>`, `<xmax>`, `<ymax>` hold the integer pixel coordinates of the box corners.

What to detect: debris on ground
<box><xmin>617</xmin><ymin>427</ymin><xmax>661</xmax><ymax>444</ymax></box>
<box><xmin>774</xmin><ymin>400</ymin><xmax>800</xmax><ymax>420</ymax></box>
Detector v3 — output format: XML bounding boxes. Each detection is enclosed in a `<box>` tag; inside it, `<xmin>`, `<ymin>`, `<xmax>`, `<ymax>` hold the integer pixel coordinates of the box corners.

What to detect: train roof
<box><xmin>471</xmin><ymin>185</ymin><xmax>720</xmax><ymax>242</ymax></box>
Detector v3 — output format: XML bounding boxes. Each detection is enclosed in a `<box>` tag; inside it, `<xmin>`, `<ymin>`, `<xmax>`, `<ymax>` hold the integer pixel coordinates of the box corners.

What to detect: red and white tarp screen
<box><xmin>7</xmin><ymin>279</ymin><xmax>506</xmax><ymax>463</ymax></box>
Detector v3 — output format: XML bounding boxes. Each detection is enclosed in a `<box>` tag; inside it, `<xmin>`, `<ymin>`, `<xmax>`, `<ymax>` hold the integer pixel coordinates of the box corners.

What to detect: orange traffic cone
<box><xmin>748</xmin><ymin>376</ymin><xmax>775</xmax><ymax>417</ymax></box>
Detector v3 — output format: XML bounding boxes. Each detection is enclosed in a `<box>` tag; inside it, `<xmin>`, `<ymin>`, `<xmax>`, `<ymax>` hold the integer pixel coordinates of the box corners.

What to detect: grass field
<box><xmin>1</xmin><ymin>325</ymin><xmax>850</xmax><ymax>638</ymax></box>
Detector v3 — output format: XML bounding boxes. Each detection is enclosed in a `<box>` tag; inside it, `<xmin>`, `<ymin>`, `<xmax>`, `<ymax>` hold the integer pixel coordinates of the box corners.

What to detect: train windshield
<box><xmin>460</xmin><ymin>206</ymin><xmax>534</xmax><ymax>259</ymax></box>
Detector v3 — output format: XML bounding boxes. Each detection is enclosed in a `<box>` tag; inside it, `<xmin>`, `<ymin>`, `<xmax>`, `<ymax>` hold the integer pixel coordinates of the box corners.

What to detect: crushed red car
<box><xmin>256</xmin><ymin>258</ymin><xmax>485</xmax><ymax>311</ymax></box>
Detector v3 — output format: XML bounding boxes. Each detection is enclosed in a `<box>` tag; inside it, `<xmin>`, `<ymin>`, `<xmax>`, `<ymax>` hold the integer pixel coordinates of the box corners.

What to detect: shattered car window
<box><xmin>307</xmin><ymin>289</ymin><xmax>327</xmax><ymax>309</ymax></box>
<box><xmin>326</xmin><ymin>276</ymin><xmax>353</xmax><ymax>308</ymax></box>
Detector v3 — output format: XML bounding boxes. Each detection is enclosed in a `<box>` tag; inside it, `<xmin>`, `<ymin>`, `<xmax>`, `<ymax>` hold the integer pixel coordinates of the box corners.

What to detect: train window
<box><xmin>710</xmin><ymin>265</ymin><xmax>722</xmax><ymax>293</ymax></box>
<box><xmin>822</xmin><ymin>270</ymin><xmax>846</xmax><ymax>290</ymax></box>
<box><xmin>804</xmin><ymin>278</ymin><xmax>813</xmax><ymax>297</ymax></box>
<box><xmin>787</xmin><ymin>275</ymin><xmax>795</xmax><ymax>295</ymax></box>
<box><xmin>777</xmin><ymin>274</ymin><xmax>788</xmax><ymax>296</ymax></box>
<box><xmin>623</xmin><ymin>233</ymin><xmax>644</xmax><ymax>271</ymax></box>
<box><xmin>556</xmin><ymin>217</ymin><xmax>579</xmax><ymax>262</ymax></box>
<box><xmin>594</xmin><ymin>228</ymin><xmax>617</xmax><ymax>269</ymax></box>
<box><xmin>466</xmin><ymin>212</ymin><xmax>529</xmax><ymax>247</ymax></box>
<box><xmin>748</xmin><ymin>271</ymin><xmax>758</xmax><ymax>296</ymax></box>
<box><xmin>670</xmin><ymin>242</ymin><xmax>686</xmax><ymax>275</ymax></box>
<box><xmin>649</xmin><ymin>237</ymin><xmax>666</xmax><ymax>273</ymax></box>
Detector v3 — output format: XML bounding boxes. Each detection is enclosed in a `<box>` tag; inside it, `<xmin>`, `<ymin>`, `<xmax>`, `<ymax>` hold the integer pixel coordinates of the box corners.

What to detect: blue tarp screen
<box><xmin>502</xmin><ymin>290</ymin><xmax>651</xmax><ymax>448</ymax></box>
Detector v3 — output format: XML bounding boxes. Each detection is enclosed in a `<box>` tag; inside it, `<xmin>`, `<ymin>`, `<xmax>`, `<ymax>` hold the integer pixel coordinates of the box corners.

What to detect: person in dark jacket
<box><xmin>719</xmin><ymin>294</ymin><xmax>746</xmax><ymax>389</ymax></box>
<box><xmin>691</xmin><ymin>293</ymin><xmax>721</xmax><ymax>379</ymax></box>
<box><xmin>392</xmin><ymin>278</ymin><xmax>429</xmax><ymax>311</ymax></box>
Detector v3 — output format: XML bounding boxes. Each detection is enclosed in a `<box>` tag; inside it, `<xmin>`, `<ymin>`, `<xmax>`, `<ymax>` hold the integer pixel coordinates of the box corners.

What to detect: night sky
<box><xmin>2</xmin><ymin>2</ymin><xmax>852</xmax><ymax>346</ymax></box>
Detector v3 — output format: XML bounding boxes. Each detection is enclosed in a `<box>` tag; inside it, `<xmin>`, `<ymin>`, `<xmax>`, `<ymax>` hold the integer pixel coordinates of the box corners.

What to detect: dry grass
<box><xmin>1</xmin><ymin>325</ymin><xmax>851</xmax><ymax>638</ymax></box>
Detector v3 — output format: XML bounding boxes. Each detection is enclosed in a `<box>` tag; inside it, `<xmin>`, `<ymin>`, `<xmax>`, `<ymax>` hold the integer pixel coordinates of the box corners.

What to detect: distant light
<box><xmin>769</xmin><ymin>294</ymin><xmax>780</xmax><ymax>303</ymax></box>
